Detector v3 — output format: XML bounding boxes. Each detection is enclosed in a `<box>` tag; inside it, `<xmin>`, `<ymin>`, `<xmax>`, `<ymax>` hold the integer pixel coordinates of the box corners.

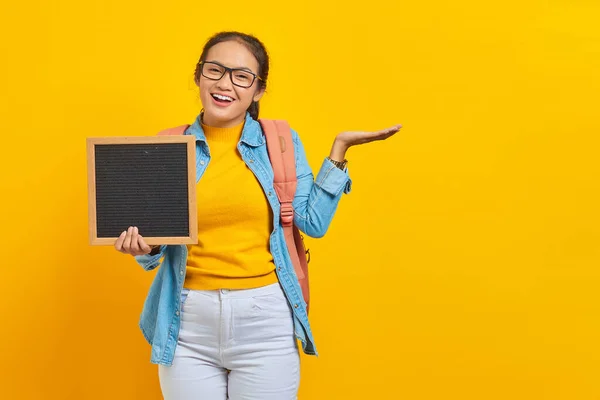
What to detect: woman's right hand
<box><xmin>114</xmin><ymin>226</ymin><xmax>155</xmax><ymax>256</ymax></box>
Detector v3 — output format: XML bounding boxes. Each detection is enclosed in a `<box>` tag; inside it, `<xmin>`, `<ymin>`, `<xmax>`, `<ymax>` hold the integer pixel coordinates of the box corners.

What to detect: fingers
<box><xmin>123</xmin><ymin>226</ymin><xmax>134</xmax><ymax>252</ymax></box>
<box><xmin>379</xmin><ymin>124</ymin><xmax>402</xmax><ymax>135</ymax></box>
<box><xmin>373</xmin><ymin>124</ymin><xmax>402</xmax><ymax>141</ymax></box>
<box><xmin>114</xmin><ymin>230</ymin><xmax>127</xmax><ymax>252</ymax></box>
<box><xmin>138</xmin><ymin>235</ymin><xmax>152</xmax><ymax>254</ymax></box>
<box><xmin>115</xmin><ymin>226</ymin><xmax>152</xmax><ymax>256</ymax></box>
<box><xmin>130</xmin><ymin>227</ymin><xmax>141</xmax><ymax>254</ymax></box>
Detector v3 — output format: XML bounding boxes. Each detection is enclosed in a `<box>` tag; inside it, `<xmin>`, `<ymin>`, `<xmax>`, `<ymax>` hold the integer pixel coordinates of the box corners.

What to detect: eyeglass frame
<box><xmin>197</xmin><ymin>61</ymin><xmax>263</xmax><ymax>88</ymax></box>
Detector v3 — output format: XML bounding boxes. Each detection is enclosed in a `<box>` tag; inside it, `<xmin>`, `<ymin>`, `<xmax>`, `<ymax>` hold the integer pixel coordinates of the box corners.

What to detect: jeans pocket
<box><xmin>252</xmin><ymin>291</ymin><xmax>291</xmax><ymax>316</ymax></box>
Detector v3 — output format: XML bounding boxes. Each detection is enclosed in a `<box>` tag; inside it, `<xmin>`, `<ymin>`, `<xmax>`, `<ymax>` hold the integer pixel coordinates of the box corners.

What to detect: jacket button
<box><xmin>175</xmin><ymin>311</ymin><xmax>180</xmax><ymax>316</ymax></box>
<box><xmin>200</xmin><ymin>160</ymin><xmax>205</xmax><ymax>165</ymax></box>
<box><xmin>249</xmin><ymin>159</ymin><xmax>254</xmax><ymax>163</ymax></box>
<box><xmin>294</xmin><ymin>304</ymin><xmax>299</xmax><ymax>308</ymax></box>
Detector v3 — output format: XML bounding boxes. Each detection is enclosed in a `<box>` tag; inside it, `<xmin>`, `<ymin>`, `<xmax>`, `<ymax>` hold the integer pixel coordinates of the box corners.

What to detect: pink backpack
<box><xmin>158</xmin><ymin>120</ymin><xmax>311</xmax><ymax>311</ymax></box>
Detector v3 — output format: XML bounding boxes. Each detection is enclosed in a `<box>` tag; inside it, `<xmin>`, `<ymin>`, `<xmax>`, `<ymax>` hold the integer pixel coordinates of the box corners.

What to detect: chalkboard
<box><xmin>87</xmin><ymin>135</ymin><xmax>197</xmax><ymax>245</ymax></box>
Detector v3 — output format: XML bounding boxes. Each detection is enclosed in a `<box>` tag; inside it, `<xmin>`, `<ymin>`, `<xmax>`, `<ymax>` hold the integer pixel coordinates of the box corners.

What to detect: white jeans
<box><xmin>158</xmin><ymin>283</ymin><xmax>300</xmax><ymax>400</ymax></box>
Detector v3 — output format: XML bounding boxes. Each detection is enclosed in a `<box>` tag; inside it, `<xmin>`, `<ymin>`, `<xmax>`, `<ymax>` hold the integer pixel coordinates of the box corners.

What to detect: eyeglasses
<box><xmin>198</xmin><ymin>61</ymin><xmax>262</xmax><ymax>88</ymax></box>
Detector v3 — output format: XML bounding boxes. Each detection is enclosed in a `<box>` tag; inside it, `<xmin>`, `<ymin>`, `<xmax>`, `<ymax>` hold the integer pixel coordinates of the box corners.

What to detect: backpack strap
<box><xmin>259</xmin><ymin>120</ymin><xmax>297</xmax><ymax>226</ymax></box>
<box><xmin>157</xmin><ymin>125</ymin><xmax>190</xmax><ymax>136</ymax></box>
<box><xmin>259</xmin><ymin>119</ymin><xmax>310</xmax><ymax>310</ymax></box>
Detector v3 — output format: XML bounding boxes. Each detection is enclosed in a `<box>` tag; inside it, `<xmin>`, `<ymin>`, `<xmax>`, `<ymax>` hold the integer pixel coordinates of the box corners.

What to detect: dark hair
<box><xmin>194</xmin><ymin>31</ymin><xmax>269</xmax><ymax>120</ymax></box>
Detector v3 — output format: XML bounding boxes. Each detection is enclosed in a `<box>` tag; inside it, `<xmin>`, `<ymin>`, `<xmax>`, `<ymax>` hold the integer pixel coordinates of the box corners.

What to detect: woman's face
<box><xmin>197</xmin><ymin>40</ymin><xmax>264</xmax><ymax>128</ymax></box>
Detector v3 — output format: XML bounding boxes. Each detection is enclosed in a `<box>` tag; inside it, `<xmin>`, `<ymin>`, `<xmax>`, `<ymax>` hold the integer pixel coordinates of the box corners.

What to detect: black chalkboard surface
<box><xmin>87</xmin><ymin>136</ymin><xmax>197</xmax><ymax>245</ymax></box>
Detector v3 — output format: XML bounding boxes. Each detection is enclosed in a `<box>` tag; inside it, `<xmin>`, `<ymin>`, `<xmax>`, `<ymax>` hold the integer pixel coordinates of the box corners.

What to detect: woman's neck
<box><xmin>201</xmin><ymin>112</ymin><xmax>245</xmax><ymax>129</ymax></box>
<box><xmin>201</xmin><ymin>119</ymin><xmax>244</xmax><ymax>143</ymax></box>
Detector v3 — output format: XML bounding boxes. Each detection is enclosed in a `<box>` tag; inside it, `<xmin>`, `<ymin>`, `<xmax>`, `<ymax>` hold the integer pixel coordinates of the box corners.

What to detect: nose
<box><xmin>216</xmin><ymin>70</ymin><xmax>233</xmax><ymax>90</ymax></box>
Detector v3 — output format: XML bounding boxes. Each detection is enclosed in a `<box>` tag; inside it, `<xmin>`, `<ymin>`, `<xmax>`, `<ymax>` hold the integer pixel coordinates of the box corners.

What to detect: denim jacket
<box><xmin>134</xmin><ymin>112</ymin><xmax>352</xmax><ymax>366</ymax></box>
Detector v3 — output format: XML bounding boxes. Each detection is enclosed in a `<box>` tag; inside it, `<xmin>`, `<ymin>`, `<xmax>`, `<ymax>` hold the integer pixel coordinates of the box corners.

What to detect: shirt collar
<box><xmin>186</xmin><ymin>112</ymin><xmax>265</xmax><ymax>147</ymax></box>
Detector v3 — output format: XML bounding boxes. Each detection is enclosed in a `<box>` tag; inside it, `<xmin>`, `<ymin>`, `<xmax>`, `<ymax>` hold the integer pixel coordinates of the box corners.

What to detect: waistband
<box><xmin>182</xmin><ymin>282</ymin><xmax>283</xmax><ymax>299</ymax></box>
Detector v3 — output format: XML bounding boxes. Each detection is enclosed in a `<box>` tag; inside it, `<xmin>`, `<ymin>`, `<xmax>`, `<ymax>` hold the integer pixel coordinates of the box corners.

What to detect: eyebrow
<box><xmin>206</xmin><ymin>60</ymin><xmax>254</xmax><ymax>73</ymax></box>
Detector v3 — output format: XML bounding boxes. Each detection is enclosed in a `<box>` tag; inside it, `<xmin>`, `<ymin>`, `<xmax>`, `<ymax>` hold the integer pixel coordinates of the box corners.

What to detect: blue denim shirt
<box><xmin>134</xmin><ymin>112</ymin><xmax>352</xmax><ymax>366</ymax></box>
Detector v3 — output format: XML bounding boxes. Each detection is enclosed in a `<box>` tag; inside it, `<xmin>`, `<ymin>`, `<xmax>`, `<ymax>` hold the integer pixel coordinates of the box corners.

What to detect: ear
<box><xmin>253</xmin><ymin>87</ymin><xmax>265</xmax><ymax>102</ymax></box>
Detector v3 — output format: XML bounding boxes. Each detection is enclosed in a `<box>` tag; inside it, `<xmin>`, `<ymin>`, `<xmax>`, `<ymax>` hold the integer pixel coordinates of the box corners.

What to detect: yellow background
<box><xmin>1</xmin><ymin>0</ymin><xmax>599</xmax><ymax>399</ymax></box>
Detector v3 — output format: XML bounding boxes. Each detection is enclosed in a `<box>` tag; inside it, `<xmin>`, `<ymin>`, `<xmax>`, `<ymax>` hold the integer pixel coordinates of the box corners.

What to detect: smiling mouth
<box><xmin>211</xmin><ymin>93</ymin><xmax>234</xmax><ymax>103</ymax></box>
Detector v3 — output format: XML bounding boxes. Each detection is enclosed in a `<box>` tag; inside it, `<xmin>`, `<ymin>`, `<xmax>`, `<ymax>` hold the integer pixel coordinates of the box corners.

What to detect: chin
<box><xmin>203</xmin><ymin>107</ymin><xmax>245</xmax><ymax>127</ymax></box>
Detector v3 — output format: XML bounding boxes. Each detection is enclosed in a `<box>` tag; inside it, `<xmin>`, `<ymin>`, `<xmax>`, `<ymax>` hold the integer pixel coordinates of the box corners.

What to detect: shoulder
<box><xmin>157</xmin><ymin>125</ymin><xmax>190</xmax><ymax>136</ymax></box>
<box><xmin>290</xmin><ymin>126</ymin><xmax>301</xmax><ymax>142</ymax></box>
<box><xmin>255</xmin><ymin>117</ymin><xmax>302</xmax><ymax>142</ymax></box>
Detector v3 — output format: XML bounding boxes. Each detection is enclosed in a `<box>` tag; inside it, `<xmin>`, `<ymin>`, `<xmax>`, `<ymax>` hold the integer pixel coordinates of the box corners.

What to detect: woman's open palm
<box><xmin>336</xmin><ymin>124</ymin><xmax>402</xmax><ymax>148</ymax></box>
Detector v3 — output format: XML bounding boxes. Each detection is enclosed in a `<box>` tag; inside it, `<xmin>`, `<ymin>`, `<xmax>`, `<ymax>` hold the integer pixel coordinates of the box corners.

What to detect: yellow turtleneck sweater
<box><xmin>184</xmin><ymin>120</ymin><xmax>278</xmax><ymax>290</ymax></box>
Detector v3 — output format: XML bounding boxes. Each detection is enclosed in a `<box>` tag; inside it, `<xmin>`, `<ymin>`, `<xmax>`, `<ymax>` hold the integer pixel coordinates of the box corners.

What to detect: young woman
<box><xmin>115</xmin><ymin>31</ymin><xmax>401</xmax><ymax>400</ymax></box>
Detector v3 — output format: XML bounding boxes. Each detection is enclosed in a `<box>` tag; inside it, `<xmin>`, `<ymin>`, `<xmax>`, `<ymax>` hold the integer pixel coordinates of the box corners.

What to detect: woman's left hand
<box><xmin>329</xmin><ymin>124</ymin><xmax>402</xmax><ymax>161</ymax></box>
<box><xmin>336</xmin><ymin>124</ymin><xmax>402</xmax><ymax>148</ymax></box>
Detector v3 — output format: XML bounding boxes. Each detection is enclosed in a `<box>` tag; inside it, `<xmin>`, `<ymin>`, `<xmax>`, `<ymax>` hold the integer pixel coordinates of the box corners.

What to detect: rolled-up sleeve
<box><xmin>134</xmin><ymin>245</ymin><xmax>167</xmax><ymax>271</ymax></box>
<box><xmin>315</xmin><ymin>158</ymin><xmax>353</xmax><ymax>196</ymax></box>
<box><xmin>291</xmin><ymin>129</ymin><xmax>351</xmax><ymax>238</ymax></box>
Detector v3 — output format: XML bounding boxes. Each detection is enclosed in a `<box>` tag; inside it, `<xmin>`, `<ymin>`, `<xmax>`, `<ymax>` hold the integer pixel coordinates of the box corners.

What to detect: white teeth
<box><xmin>213</xmin><ymin>94</ymin><xmax>233</xmax><ymax>101</ymax></box>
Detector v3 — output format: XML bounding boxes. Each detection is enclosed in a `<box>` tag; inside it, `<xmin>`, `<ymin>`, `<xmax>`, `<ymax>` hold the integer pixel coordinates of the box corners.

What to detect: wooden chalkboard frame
<box><xmin>86</xmin><ymin>135</ymin><xmax>198</xmax><ymax>246</ymax></box>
